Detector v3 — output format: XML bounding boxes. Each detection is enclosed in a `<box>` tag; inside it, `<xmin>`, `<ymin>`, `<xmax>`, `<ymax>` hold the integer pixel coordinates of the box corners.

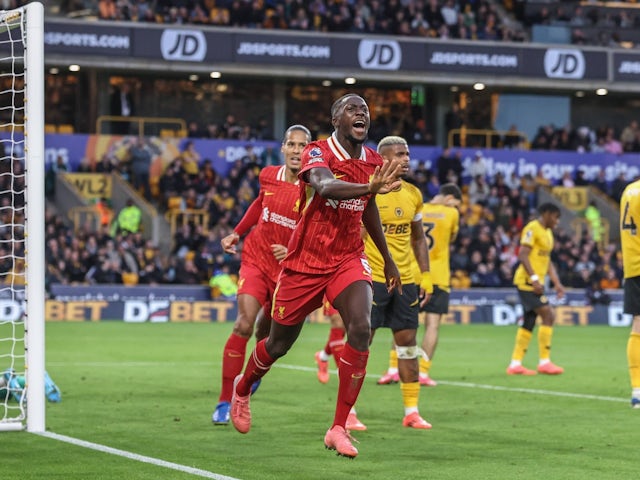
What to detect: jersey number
<box><xmin>622</xmin><ymin>202</ymin><xmax>637</xmax><ymax>235</ymax></box>
<box><xmin>423</xmin><ymin>222</ymin><xmax>435</xmax><ymax>250</ymax></box>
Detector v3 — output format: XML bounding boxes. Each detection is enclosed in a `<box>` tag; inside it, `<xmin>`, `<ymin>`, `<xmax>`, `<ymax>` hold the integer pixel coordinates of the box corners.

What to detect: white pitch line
<box><xmin>275</xmin><ymin>363</ymin><xmax>629</xmax><ymax>404</ymax></box>
<box><xmin>47</xmin><ymin>360</ymin><xmax>629</xmax><ymax>404</ymax></box>
<box><xmin>37</xmin><ymin>431</ymin><xmax>242</xmax><ymax>480</ymax></box>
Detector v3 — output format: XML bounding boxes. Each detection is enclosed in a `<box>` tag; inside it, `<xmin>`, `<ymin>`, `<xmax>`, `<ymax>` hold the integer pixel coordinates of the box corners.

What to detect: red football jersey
<box><xmin>282</xmin><ymin>133</ymin><xmax>383</xmax><ymax>274</ymax></box>
<box><xmin>241</xmin><ymin>165</ymin><xmax>300</xmax><ymax>282</ymax></box>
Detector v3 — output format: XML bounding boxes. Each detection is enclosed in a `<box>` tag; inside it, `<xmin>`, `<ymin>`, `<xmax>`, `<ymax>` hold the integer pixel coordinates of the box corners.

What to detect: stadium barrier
<box><xmin>1</xmin><ymin>285</ymin><xmax>628</xmax><ymax>326</ymax></box>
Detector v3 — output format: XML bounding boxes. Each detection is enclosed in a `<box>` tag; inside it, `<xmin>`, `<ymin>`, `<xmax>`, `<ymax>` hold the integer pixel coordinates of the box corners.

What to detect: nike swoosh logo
<box><xmin>227</xmin><ymin>352</ymin><xmax>242</xmax><ymax>358</ymax></box>
<box><xmin>410</xmin><ymin>299</ymin><xmax>419</xmax><ymax>307</ymax></box>
<box><xmin>351</xmin><ymin>373</ymin><xmax>365</xmax><ymax>379</ymax></box>
<box><xmin>265</xmin><ymin>192</ymin><xmax>275</xmax><ymax>196</ymax></box>
<box><xmin>335</xmin><ymin>174</ymin><xmax>346</xmax><ymax>179</ymax></box>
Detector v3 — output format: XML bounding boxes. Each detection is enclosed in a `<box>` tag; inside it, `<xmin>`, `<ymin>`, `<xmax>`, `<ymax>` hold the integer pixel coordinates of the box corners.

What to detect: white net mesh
<box><xmin>0</xmin><ymin>7</ymin><xmax>27</xmax><ymax>428</ymax></box>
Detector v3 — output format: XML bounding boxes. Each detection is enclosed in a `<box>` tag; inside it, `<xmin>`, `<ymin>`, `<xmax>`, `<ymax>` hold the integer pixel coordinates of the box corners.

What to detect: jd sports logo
<box><xmin>161</xmin><ymin>29</ymin><xmax>207</xmax><ymax>61</ymax></box>
<box><xmin>358</xmin><ymin>40</ymin><xmax>401</xmax><ymax>70</ymax></box>
<box><xmin>543</xmin><ymin>49</ymin><xmax>585</xmax><ymax>79</ymax></box>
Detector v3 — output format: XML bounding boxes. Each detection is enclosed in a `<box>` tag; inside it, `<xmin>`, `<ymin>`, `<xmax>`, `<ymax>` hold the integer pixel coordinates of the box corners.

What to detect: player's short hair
<box><xmin>538</xmin><ymin>202</ymin><xmax>561</xmax><ymax>215</ymax></box>
<box><xmin>330</xmin><ymin>93</ymin><xmax>361</xmax><ymax>120</ymax></box>
<box><xmin>376</xmin><ymin>136</ymin><xmax>408</xmax><ymax>152</ymax></box>
<box><xmin>283</xmin><ymin>124</ymin><xmax>311</xmax><ymax>142</ymax></box>
<box><xmin>439</xmin><ymin>183</ymin><xmax>462</xmax><ymax>200</ymax></box>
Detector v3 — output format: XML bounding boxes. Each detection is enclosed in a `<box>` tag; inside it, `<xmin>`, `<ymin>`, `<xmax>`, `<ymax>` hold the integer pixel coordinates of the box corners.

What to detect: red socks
<box><xmin>236</xmin><ymin>338</ymin><xmax>274</xmax><ymax>397</ymax></box>
<box><xmin>220</xmin><ymin>333</ymin><xmax>248</xmax><ymax>402</ymax></box>
<box><xmin>327</xmin><ymin>327</ymin><xmax>346</xmax><ymax>365</ymax></box>
<box><xmin>334</xmin><ymin>343</ymin><xmax>368</xmax><ymax>428</ymax></box>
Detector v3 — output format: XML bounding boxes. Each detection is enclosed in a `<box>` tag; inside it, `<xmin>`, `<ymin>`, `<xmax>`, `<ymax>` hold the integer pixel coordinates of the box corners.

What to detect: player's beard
<box><xmin>345</xmin><ymin>132</ymin><xmax>368</xmax><ymax>145</ymax></box>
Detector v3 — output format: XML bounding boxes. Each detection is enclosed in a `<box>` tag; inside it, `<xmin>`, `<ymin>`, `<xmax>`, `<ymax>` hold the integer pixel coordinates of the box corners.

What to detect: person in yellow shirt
<box><xmin>378</xmin><ymin>183</ymin><xmax>462</xmax><ymax>387</ymax></box>
<box><xmin>506</xmin><ymin>202</ymin><xmax>566</xmax><ymax>375</ymax></box>
<box><xmin>620</xmin><ymin>178</ymin><xmax>640</xmax><ymax>408</ymax></box>
<box><xmin>364</xmin><ymin>136</ymin><xmax>434</xmax><ymax>429</ymax></box>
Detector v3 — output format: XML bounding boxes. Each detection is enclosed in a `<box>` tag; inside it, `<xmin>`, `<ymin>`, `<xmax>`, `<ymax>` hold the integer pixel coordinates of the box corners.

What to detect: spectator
<box><xmin>209</xmin><ymin>266</ymin><xmax>239</xmax><ymax>299</ymax></box>
<box><xmin>436</xmin><ymin>148</ymin><xmax>463</xmax><ymax>187</ymax></box>
<box><xmin>468</xmin><ymin>175</ymin><xmax>490</xmax><ymax>206</ymax></box>
<box><xmin>181</xmin><ymin>140</ymin><xmax>201</xmax><ymax>177</ymax></box>
<box><xmin>611</xmin><ymin>172</ymin><xmax>628</xmax><ymax>203</ymax></box>
<box><xmin>584</xmin><ymin>201</ymin><xmax>603</xmax><ymax>243</ymax></box>
<box><xmin>128</xmin><ymin>136</ymin><xmax>153</xmax><ymax>200</ymax></box>
<box><xmin>592</xmin><ymin>170</ymin><xmax>608</xmax><ymax>195</ymax></box>
<box><xmin>109</xmin><ymin>82</ymin><xmax>135</xmax><ymax>135</ymax></box>
<box><xmin>111</xmin><ymin>199</ymin><xmax>142</xmax><ymax>236</ymax></box>
<box><xmin>468</xmin><ymin>151</ymin><xmax>488</xmax><ymax>180</ymax></box>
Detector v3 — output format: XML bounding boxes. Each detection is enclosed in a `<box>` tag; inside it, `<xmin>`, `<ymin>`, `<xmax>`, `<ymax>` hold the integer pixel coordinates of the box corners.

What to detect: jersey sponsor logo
<box><xmin>358</xmin><ymin>39</ymin><xmax>401</xmax><ymax>70</ymax></box>
<box><xmin>309</xmin><ymin>147</ymin><xmax>322</xmax><ymax>157</ymax></box>
<box><xmin>543</xmin><ymin>49</ymin><xmax>585</xmax><ymax>79</ymax></box>
<box><xmin>382</xmin><ymin>223</ymin><xmax>410</xmax><ymax>235</ymax></box>
<box><xmin>326</xmin><ymin>199</ymin><xmax>340</xmax><ymax>209</ymax></box>
<box><xmin>160</xmin><ymin>29</ymin><xmax>207</xmax><ymax>61</ymax></box>
<box><xmin>262</xmin><ymin>206</ymin><xmax>297</xmax><ymax>229</ymax></box>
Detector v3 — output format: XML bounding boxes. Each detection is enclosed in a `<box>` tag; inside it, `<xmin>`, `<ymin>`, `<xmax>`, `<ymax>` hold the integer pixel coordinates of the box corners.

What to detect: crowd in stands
<box><xmin>53</xmin><ymin>0</ymin><xmax>640</xmax><ymax>47</ymax></box>
<box><xmin>56</xmin><ymin>0</ymin><xmax>526</xmax><ymax>42</ymax></box>
<box><xmin>33</xmin><ymin>138</ymin><xmax>627</xmax><ymax>302</ymax></box>
<box><xmin>509</xmin><ymin>0</ymin><xmax>640</xmax><ymax>47</ymax></box>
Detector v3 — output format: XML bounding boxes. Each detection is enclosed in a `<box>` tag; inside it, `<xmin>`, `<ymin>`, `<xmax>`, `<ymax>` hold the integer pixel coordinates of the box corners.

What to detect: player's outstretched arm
<box><xmin>221</xmin><ymin>194</ymin><xmax>264</xmax><ymax>254</ymax></box>
<box><xmin>306</xmin><ymin>158</ymin><xmax>402</xmax><ymax>200</ymax></box>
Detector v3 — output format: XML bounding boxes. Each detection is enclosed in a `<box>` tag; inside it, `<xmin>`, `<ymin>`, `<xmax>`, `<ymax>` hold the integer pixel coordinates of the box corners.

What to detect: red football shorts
<box><xmin>237</xmin><ymin>263</ymin><xmax>277</xmax><ymax>306</ymax></box>
<box><xmin>271</xmin><ymin>256</ymin><xmax>373</xmax><ymax>326</ymax></box>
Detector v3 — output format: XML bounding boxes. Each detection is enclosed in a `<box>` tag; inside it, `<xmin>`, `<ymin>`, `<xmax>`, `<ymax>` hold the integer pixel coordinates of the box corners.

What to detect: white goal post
<box><xmin>0</xmin><ymin>2</ymin><xmax>45</xmax><ymax>432</ymax></box>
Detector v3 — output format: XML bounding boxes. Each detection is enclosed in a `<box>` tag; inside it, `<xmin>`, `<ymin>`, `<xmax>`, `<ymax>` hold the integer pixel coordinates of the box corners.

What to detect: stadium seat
<box><xmin>121</xmin><ymin>272</ymin><xmax>139</xmax><ymax>285</ymax></box>
<box><xmin>58</xmin><ymin>124</ymin><xmax>74</xmax><ymax>134</ymax></box>
<box><xmin>167</xmin><ymin>196</ymin><xmax>182</xmax><ymax>210</ymax></box>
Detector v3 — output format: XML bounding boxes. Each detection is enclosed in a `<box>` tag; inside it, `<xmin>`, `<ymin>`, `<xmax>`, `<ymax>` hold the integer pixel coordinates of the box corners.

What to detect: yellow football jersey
<box><xmin>513</xmin><ymin>219</ymin><xmax>553</xmax><ymax>290</ymax></box>
<box><xmin>621</xmin><ymin>179</ymin><xmax>640</xmax><ymax>279</ymax></box>
<box><xmin>421</xmin><ymin>203</ymin><xmax>459</xmax><ymax>291</ymax></box>
<box><xmin>365</xmin><ymin>180</ymin><xmax>423</xmax><ymax>284</ymax></box>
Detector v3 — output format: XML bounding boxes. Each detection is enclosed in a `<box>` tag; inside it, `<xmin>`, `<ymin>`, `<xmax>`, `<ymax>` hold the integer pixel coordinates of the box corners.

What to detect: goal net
<box><xmin>0</xmin><ymin>2</ymin><xmax>44</xmax><ymax>432</ymax></box>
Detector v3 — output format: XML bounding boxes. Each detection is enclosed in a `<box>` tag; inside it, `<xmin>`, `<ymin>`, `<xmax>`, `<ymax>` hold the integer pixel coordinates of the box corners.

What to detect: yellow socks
<box><xmin>400</xmin><ymin>381</ymin><xmax>420</xmax><ymax>415</ymax></box>
<box><xmin>538</xmin><ymin>325</ymin><xmax>553</xmax><ymax>362</ymax></box>
<box><xmin>628</xmin><ymin>332</ymin><xmax>640</xmax><ymax>389</ymax></box>
<box><xmin>511</xmin><ymin>327</ymin><xmax>533</xmax><ymax>363</ymax></box>
<box><xmin>419</xmin><ymin>357</ymin><xmax>432</xmax><ymax>377</ymax></box>
<box><xmin>388</xmin><ymin>348</ymin><xmax>398</xmax><ymax>372</ymax></box>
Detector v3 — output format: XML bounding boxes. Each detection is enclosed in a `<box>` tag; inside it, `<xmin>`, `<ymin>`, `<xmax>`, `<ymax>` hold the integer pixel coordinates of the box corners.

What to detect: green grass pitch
<box><xmin>0</xmin><ymin>321</ymin><xmax>636</xmax><ymax>480</ymax></box>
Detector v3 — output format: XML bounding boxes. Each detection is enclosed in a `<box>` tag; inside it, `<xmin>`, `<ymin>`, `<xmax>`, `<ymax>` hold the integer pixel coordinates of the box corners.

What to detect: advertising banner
<box><xmin>613</xmin><ymin>51</ymin><xmax>640</xmax><ymax>82</ymax></box>
<box><xmin>44</xmin><ymin>21</ymin><xmax>131</xmax><ymax>56</ymax></box>
<box><xmin>0</xmin><ymin>286</ymin><xmax>627</xmax><ymax>326</ymax></box>
<box><xmin>39</xmin><ymin>20</ymin><xmax>611</xmax><ymax>83</ymax></box>
<box><xmin>11</xmin><ymin>133</ymin><xmax>638</xmax><ymax>187</ymax></box>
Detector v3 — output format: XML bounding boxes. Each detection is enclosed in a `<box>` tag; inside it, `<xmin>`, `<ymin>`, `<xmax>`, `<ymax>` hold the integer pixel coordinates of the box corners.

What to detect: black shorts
<box><xmin>371</xmin><ymin>282</ymin><xmax>419</xmax><ymax>331</ymax></box>
<box><xmin>420</xmin><ymin>285</ymin><xmax>450</xmax><ymax>314</ymax></box>
<box><xmin>624</xmin><ymin>276</ymin><xmax>640</xmax><ymax>316</ymax></box>
<box><xmin>517</xmin><ymin>288</ymin><xmax>548</xmax><ymax>313</ymax></box>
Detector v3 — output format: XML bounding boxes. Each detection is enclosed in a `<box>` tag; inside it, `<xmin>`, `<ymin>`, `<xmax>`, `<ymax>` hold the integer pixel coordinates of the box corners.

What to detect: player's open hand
<box><xmin>368</xmin><ymin>158</ymin><xmax>403</xmax><ymax>195</ymax></box>
<box><xmin>221</xmin><ymin>232</ymin><xmax>240</xmax><ymax>254</ymax></box>
<box><xmin>384</xmin><ymin>261</ymin><xmax>402</xmax><ymax>294</ymax></box>
<box><xmin>271</xmin><ymin>244</ymin><xmax>288</xmax><ymax>262</ymax></box>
